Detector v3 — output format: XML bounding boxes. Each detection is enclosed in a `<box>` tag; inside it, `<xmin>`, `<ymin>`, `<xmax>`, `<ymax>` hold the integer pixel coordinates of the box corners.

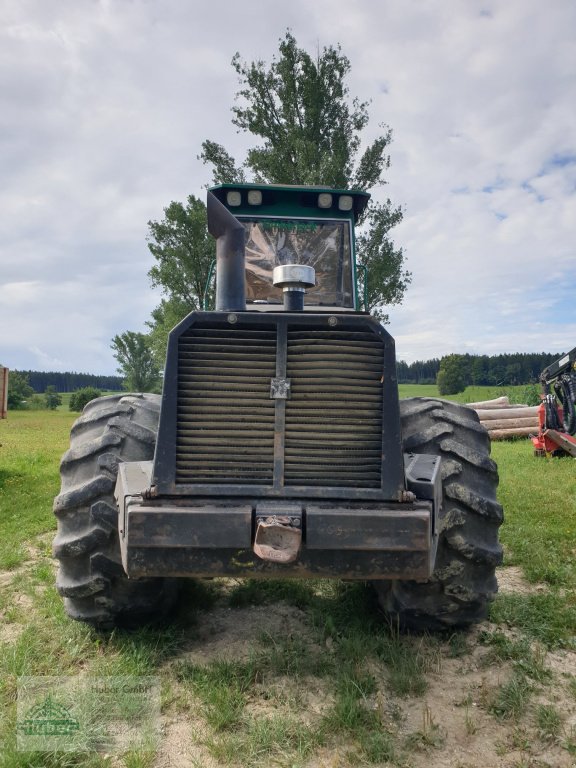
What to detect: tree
<box><xmin>7</xmin><ymin>371</ymin><xmax>34</xmax><ymax>409</ymax></box>
<box><xmin>111</xmin><ymin>331</ymin><xmax>162</xmax><ymax>393</ymax></box>
<box><xmin>200</xmin><ymin>31</ymin><xmax>411</xmax><ymax>317</ymax></box>
<box><xmin>44</xmin><ymin>385</ymin><xmax>62</xmax><ymax>410</ymax></box>
<box><xmin>437</xmin><ymin>354</ymin><xmax>469</xmax><ymax>396</ymax></box>
<box><xmin>145</xmin><ymin>197</ymin><xmax>216</xmax><ymax>365</ymax></box>
<box><xmin>145</xmin><ymin>31</ymin><xmax>410</xmax><ymax>362</ymax></box>
<box><xmin>202</xmin><ymin>32</ymin><xmax>391</xmax><ymax>190</ymax></box>
<box><xmin>69</xmin><ymin>387</ymin><xmax>102</xmax><ymax>412</ymax></box>
<box><xmin>147</xmin><ymin>196</ymin><xmax>216</xmax><ymax>312</ymax></box>
<box><xmin>356</xmin><ymin>202</ymin><xmax>411</xmax><ymax>321</ymax></box>
<box><xmin>147</xmin><ymin>296</ymin><xmax>191</xmax><ymax>368</ymax></box>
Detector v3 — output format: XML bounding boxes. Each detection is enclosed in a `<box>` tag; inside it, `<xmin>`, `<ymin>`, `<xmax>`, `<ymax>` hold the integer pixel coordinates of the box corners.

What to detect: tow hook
<box><xmin>253</xmin><ymin>506</ymin><xmax>303</xmax><ymax>564</ymax></box>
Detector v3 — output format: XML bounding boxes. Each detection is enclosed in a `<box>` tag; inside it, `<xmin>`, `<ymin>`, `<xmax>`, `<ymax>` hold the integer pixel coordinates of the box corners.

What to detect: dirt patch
<box><xmin>177</xmin><ymin>603</ymin><xmax>312</xmax><ymax>664</ymax></box>
<box><xmin>153</xmin><ymin>715</ymin><xmax>219</xmax><ymax>768</ymax></box>
<box><xmin>0</xmin><ymin>570</ymin><xmax>15</xmax><ymax>588</ymax></box>
<box><xmin>151</xmin><ymin>578</ymin><xmax>576</xmax><ymax>768</ymax></box>
<box><xmin>0</xmin><ymin>617</ymin><xmax>24</xmax><ymax>645</ymax></box>
<box><xmin>0</xmin><ymin>591</ymin><xmax>39</xmax><ymax>643</ymax></box>
<box><xmin>394</xmin><ymin>633</ymin><xmax>576</xmax><ymax>767</ymax></box>
<box><xmin>497</xmin><ymin>565</ymin><xmax>549</xmax><ymax>595</ymax></box>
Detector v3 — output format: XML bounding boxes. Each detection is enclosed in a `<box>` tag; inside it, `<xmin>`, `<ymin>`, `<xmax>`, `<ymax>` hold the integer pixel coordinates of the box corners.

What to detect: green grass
<box><xmin>535</xmin><ymin>703</ymin><xmax>563</xmax><ymax>742</ymax></box>
<box><xmin>489</xmin><ymin>592</ymin><xmax>576</xmax><ymax>649</ymax></box>
<box><xmin>1</xmin><ymin>388</ymin><xmax>576</xmax><ymax>766</ymax></box>
<box><xmin>398</xmin><ymin>382</ymin><xmax>540</xmax><ymax>405</ymax></box>
<box><xmin>398</xmin><ymin>383</ymin><xmax>440</xmax><ymax>398</ymax></box>
<box><xmin>478</xmin><ymin>629</ymin><xmax>551</xmax><ymax>682</ymax></box>
<box><xmin>489</xmin><ymin>673</ymin><xmax>533</xmax><ymax>721</ymax></box>
<box><xmin>492</xmin><ymin>440</ymin><xmax>576</xmax><ymax>587</ymax></box>
<box><xmin>0</xmin><ymin>410</ymin><xmax>75</xmax><ymax>569</ymax></box>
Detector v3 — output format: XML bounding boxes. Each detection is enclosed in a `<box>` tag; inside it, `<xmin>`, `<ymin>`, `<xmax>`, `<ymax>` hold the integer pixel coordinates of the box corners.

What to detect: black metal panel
<box><xmin>152</xmin><ymin>311</ymin><xmax>405</xmax><ymax>501</ymax></box>
<box><xmin>175</xmin><ymin>323</ymin><xmax>276</xmax><ymax>484</ymax></box>
<box><xmin>284</xmin><ymin>324</ymin><xmax>384</xmax><ymax>488</ymax></box>
<box><xmin>124</xmin><ymin>546</ymin><xmax>432</xmax><ymax>580</ymax></box>
<box><xmin>541</xmin><ymin>346</ymin><xmax>576</xmax><ymax>385</ymax></box>
<box><xmin>128</xmin><ymin>505</ymin><xmax>252</xmax><ymax>548</ymax></box>
<box><xmin>306</xmin><ymin>506</ymin><xmax>430</xmax><ymax>551</ymax></box>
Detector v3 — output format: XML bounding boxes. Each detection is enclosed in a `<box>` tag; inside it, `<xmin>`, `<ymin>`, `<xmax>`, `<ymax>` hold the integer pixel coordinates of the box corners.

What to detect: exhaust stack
<box><xmin>272</xmin><ymin>264</ymin><xmax>316</xmax><ymax>311</ymax></box>
<box><xmin>207</xmin><ymin>191</ymin><xmax>246</xmax><ymax>312</ymax></box>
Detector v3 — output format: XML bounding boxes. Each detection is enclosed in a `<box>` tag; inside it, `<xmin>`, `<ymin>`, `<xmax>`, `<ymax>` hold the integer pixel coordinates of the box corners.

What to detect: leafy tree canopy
<box><xmin>147</xmin><ymin>196</ymin><xmax>216</xmax><ymax>312</ymax></box>
<box><xmin>142</xmin><ymin>30</ymin><xmax>410</xmax><ymax>367</ymax></box>
<box><xmin>200</xmin><ymin>30</ymin><xmax>410</xmax><ymax>320</ymax></box>
<box><xmin>44</xmin><ymin>385</ymin><xmax>62</xmax><ymax>411</ymax></box>
<box><xmin>7</xmin><ymin>371</ymin><xmax>34</xmax><ymax>410</ymax></box>
<box><xmin>111</xmin><ymin>331</ymin><xmax>162</xmax><ymax>393</ymax></box>
<box><xmin>146</xmin><ymin>296</ymin><xmax>191</xmax><ymax>368</ymax></box>
<box><xmin>437</xmin><ymin>354</ymin><xmax>468</xmax><ymax>396</ymax></box>
<box><xmin>201</xmin><ymin>32</ymin><xmax>390</xmax><ymax>190</ymax></box>
<box><xmin>69</xmin><ymin>387</ymin><xmax>102</xmax><ymax>412</ymax></box>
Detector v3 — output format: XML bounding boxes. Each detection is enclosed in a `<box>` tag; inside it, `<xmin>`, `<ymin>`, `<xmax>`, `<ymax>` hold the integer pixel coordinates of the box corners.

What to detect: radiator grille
<box><xmin>176</xmin><ymin>324</ymin><xmax>276</xmax><ymax>484</ymax></box>
<box><xmin>284</xmin><ymin>328</ymin><xmax>384</xmax><ymax>487</ymax></box>
<box><xmin>174</xmin><ymin>319</ymin><xmax>385</xmax><ymax>491</ymax></box>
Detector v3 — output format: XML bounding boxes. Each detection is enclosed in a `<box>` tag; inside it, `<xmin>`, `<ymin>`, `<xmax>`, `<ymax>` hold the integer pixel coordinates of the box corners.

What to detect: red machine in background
<box><xmin>532</xmin><ymin>346</ymin><xmax>576</xmax><ymax>457</ymax></box>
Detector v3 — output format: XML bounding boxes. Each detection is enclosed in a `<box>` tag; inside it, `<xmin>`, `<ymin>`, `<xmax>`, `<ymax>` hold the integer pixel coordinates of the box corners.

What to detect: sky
<box><xmin>1</xmin><ymin>0</ymin><xmax>575</xmax><ymax>375</ymax></box>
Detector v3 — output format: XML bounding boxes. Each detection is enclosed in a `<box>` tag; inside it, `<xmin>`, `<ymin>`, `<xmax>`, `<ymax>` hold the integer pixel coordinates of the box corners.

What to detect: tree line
<box><xmin>17</xmin><ymin>350</ymin><xmax>560</xmax><ymax>396</ymax></box>
<box><xmin>396</xmin><ymin>359</ymin><xmax>441</xmax><ymax>385</ymax></box>
<box><xmin>397</xmin><ymin>353</ymin><xmax>561</xmax><ymax>387</ymax></box>
<box><xmin>15</xmin><ymin>370</ymin><xmax>123</xmax><ymax>394</ymax></box>
<box><xmin>434</xmin><ymin>351</ymin><xmax>563</xmax><ymax>395</ymax></box>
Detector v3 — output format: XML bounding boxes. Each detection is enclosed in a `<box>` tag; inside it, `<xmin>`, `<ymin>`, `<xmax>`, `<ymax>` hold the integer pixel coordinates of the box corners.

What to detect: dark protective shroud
<box><xmin>114</xmin><ymin>310</ymin><xmax>441</xmax><ymax>581</ymax></box>
<box><xmin>207</xmin><ymin>192</ymin><xmax>246</xmax><ymax>312</ymax></box>
<box><xmin>152</xmin><ymin>311</ymin><xmax>404</xmax><ymax>501</ymax></box>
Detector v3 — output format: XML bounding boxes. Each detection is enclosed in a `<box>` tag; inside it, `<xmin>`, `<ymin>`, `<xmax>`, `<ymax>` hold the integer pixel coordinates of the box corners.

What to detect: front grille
<box><xmin>173</xmin><ymin>316</ymin><xmax>386</xmax><ymax>492</ymax></box>
<box><xmin>285</xmin><ymin>328</ymin><xmax>384</xmax><ymax>487</ymax></box>
<box><xmin>176</xmin><ymin>324</ymin><xmax>276</xmax><ymax>484</ymax></box>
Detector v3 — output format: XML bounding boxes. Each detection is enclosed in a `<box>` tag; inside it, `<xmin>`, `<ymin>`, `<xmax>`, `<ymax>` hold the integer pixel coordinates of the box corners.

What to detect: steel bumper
<box><xmin>116</xmin><ymin>461</ymin><xmax>440</xmax><ymax>580</ymax></box>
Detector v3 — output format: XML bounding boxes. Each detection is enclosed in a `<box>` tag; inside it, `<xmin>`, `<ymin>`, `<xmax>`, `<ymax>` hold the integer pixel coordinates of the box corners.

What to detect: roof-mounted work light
<box><xmin>247</xmin><ymin>190</ymin><xmax>262</xmax><ymax>205</ymax></box>
<box><xmin>226</xmin><ymin>190</ymin><xmax>242</xmax><ymax>207</ymax></box>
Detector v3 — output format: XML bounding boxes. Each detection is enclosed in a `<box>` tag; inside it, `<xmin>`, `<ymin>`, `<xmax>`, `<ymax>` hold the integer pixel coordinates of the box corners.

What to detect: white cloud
<box><xmin>1</xmin><ymin>0</ymin><xmax>575</xmax><ymax>374</ymax></box>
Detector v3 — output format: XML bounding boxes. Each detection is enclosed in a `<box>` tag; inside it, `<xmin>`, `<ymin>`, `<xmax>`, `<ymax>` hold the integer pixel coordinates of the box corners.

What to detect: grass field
<box><xmin>397</xmin><ymin>382</ymin><xmax>540</xmax><ymax>405</ymax></box>
<box><xmin>0</xmin><ymin>386</ymin><xmax>575</xmax><ymax>767</ymax></box>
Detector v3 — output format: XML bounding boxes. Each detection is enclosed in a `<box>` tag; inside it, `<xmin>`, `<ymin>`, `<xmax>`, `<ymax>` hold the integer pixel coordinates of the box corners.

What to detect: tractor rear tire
<box><xmin>372</xmin><ymin>397</ymin><xmax>503</xmax><ymax>631</ymax></box>
<box><xmin>53</xmin><ymin>393</ymin><xmax>179</xmax><ymax>629</ymax></box>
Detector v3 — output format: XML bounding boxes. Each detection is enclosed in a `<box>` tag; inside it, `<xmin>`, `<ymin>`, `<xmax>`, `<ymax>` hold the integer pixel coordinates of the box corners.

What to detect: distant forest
<box><xmin>397</xmin><ymin>352</ymin><xmax>562</xmax><ymax>385</ymax></box>
<box><xmin>15</xmin><ymin>352</ymin><xmax>562</xmax><ymax>393</ymax></box>
<box><xmin>16</xmin><ymin>370</ymin><xmax>124</xmax><ymax>393</ymax></box>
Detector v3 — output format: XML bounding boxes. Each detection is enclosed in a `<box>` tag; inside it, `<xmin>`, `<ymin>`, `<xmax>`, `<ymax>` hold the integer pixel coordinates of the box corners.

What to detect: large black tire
<box><xmin>53</xmin><ymin>393</ymin><xmax>179</xmax><ymax>629</ymax></box>
<box><xmin>373</xmin><ymin>397</ymin><xmax>503</xmax><ymax>631</ymax></box>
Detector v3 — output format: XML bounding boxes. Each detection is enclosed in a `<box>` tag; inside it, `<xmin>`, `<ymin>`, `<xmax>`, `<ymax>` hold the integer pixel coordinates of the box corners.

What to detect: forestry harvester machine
<box><xmin>54</xmin><ymin>184</ymin><xmax>503</xmax><ymax>631</ymax></box>
<box><xmin>532</xmin><ymin>347</ymin><xmax>576</xmax><ymax>457</ymax></box>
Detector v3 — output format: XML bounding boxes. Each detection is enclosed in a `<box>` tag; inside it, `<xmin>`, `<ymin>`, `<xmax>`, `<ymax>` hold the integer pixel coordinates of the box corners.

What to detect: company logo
<box><xmin>17</xmin><ymin>676</ymin><xmax>161</xmax><ymax>753</ymax></box>
<box><xmin>17</xmin><ymin>694</ymin><xmax>80</xmax><ymax>737</ymax></box>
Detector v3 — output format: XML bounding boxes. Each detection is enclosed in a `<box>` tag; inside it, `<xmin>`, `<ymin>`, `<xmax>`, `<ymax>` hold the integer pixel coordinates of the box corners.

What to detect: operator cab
<box><xmin>209</xmin><ymin>184</ymin><xmax>370</xmax><ymax>311</ymax></box>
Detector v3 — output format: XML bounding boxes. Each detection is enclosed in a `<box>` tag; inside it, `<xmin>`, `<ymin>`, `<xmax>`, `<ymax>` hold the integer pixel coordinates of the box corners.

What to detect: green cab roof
<box><xmin>209</xmin><ymin>183</ymin><xmax>370</xmax><ymax>223</ymax></box>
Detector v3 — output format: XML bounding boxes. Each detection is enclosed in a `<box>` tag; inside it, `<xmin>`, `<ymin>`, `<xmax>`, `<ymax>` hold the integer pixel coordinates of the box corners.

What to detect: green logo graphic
<box><xmin>17</xmin><ymin>676</ymin><xmax>161</xmax><ymax>752</ymax></box>
<box><xmin>17</xmin><ymin>694</ymin><xmax>80</xmax><ymax>737</ymax></box>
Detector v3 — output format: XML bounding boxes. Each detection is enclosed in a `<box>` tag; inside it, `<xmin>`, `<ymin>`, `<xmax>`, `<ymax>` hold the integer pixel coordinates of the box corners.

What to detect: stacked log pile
<box><xmin>465</xmin><ymin>396</ymin><xmax>540</xmax><ymax>440</ymax></box>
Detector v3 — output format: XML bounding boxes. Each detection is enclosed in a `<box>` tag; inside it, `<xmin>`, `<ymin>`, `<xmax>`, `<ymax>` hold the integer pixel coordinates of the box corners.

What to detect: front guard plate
<box><xmin>116</xmin><ymin>461</ymin><xmax>439</xmax><ymax>580</ymax></box>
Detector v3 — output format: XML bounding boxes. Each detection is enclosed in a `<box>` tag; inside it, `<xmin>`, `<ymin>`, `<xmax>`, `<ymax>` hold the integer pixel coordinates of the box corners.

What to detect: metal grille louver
<box><xmin>284</xmin><ymin>328</ymin><xmax>384</xmax><ymax>487</ymax></box>
<box><xmin>176</xmin><ymin>324</ymin><xmax>276</xmax><ymax>484</ymax></box>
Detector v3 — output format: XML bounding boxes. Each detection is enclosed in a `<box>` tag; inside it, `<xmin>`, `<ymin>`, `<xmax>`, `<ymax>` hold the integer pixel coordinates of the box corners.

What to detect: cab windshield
<box><xmin>241</xmin><ymin>217</ymin><xmax>354</xmax><ymax>307</ymax></box>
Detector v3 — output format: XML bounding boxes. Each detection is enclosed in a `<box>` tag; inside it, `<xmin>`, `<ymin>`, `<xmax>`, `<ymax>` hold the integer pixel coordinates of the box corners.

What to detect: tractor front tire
<box><xmin>53</xmin><ymin>393</ymin><xmax>179</xmax><ymax>629</ymax></box>
<box><xmin>373</xmin><ymin>397</ymin><xmax>503</xmax><ymax>631</ymax></box>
